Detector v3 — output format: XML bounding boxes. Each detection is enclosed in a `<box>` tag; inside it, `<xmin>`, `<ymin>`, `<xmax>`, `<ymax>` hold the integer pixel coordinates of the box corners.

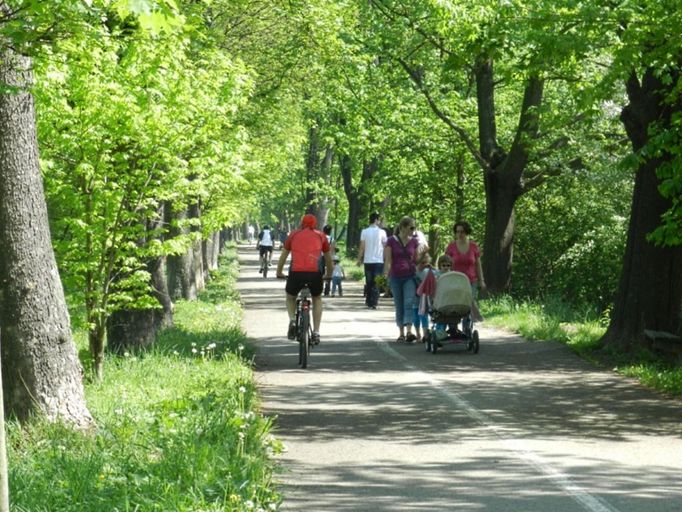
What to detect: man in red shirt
<box><xmin>276</xmin><ymin>214</ymin><xmax>333</xmax><ymax>344</ymax></box>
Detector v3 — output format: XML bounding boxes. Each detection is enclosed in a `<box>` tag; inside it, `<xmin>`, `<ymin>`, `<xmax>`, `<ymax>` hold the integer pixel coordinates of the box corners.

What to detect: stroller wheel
<box><xmin>472</xmin><ymin>330</ymin><xmax>480</xmax><ymax>354</ymax></box>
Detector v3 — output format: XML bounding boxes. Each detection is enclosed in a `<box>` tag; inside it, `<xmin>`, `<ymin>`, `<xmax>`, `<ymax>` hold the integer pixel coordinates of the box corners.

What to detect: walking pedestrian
<box><xmin>383</xmin><ymin>216</ymin><xmax>424</xmax><ymax>342</ymax></box>
<box><xmin>357</xmin><ymin>212</ymin><xmax>387</xmax><ymax>309</ymax></box>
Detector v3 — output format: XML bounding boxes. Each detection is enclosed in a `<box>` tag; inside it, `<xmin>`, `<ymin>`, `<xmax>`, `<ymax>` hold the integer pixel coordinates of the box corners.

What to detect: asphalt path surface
<box><xmin>236</xmin><ymin>246</ymin><xmax>682</xmax><ymax>512</ymax></box>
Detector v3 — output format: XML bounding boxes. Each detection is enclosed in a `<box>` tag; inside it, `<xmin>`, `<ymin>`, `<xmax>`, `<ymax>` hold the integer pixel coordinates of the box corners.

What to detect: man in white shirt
<box><xmin>257</xmin><ymin>225</ymin><xmax>274</xmax><ymax>273</ymax></box>
<box><xmin>357</xmin><ymin>212</ymin><xmax>387</xmax><ymax>309</ymax></box>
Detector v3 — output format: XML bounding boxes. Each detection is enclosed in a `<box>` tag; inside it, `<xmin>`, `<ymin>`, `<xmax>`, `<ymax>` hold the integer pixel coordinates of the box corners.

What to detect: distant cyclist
<box><xmin>257</xmin><ymin>225</ymin><xmax>274</xmax><ymax>273</ymax></box>
<box><xmin>276</xmin><ymin>214</ymin><xmax>333</xmax><ymax>344</ymax></box>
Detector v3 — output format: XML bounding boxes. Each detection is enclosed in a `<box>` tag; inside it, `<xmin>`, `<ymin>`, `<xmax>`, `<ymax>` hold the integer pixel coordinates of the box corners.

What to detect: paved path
<box><xmin>236</xmin><ymin>246</ymin><xmax>682</xmax><ymax>512</ymax></box>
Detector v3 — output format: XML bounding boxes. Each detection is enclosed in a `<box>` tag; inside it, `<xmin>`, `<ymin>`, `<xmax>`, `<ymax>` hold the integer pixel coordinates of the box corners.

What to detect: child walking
<box><xmin>413</xmin><ymin>253</ymin><xmax>434</xmax><ymax>342</ymax></box>
<box><xmin>331</xmin><ymin>255</ymin><xmax>346</xmax><ymax>297</ymax></box>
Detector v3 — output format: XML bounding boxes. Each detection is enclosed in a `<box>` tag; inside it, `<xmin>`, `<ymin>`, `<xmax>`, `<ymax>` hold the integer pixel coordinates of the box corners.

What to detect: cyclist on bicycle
<box><xmin>276</xmin><ymin>214</ymin><xmax>333</xmax><ymax>344</ymax></box>
<box><xmin>257</xmin><ymin>225</ymin><xmax>274</xmax><ymax>273</ymax></box>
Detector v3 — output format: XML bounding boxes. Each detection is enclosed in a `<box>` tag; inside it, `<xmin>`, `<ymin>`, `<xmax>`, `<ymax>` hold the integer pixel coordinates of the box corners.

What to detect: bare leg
<box><xmin>312</xmin><ymin>295</ymin><xmax>323</xmax><ymax>332</ymax></box>
<box><xmin>286</xmin><ymin>294</ymin><xmax>296</xmax><ymax>321</ymax></box>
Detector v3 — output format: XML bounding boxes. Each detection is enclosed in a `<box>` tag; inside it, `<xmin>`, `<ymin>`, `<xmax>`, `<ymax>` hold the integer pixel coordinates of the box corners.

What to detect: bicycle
<box><xmin>259</xmin><ymin>246</ymin><xmax>273</xmax><ymax>278</ymax></box>
<box><xmin>277</xmin><ymin>275</ymin><xmax>323</xmax><ymax>369</ymax></box>
<box><xmin>294</xmin><ymin>283</ymin><xmax>314</xmax><ymax>369</ymax></box>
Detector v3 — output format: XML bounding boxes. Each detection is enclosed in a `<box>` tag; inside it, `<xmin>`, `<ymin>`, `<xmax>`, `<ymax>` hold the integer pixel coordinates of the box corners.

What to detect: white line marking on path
<box><xmin>376</xmin><ymin>338</ymin><xmax>621</xmax><ymax>512</ymax></box>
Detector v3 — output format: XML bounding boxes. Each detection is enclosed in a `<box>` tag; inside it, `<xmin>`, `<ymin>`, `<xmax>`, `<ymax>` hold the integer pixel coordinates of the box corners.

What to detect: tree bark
<box><xmin>0</xmin><ymin>49</ymin><xmax>92</xmax><ymax>427</ymax></box>
<box><xmin>601</xmin><ymin>69</ymin><xmax>682</xmax><ymax>350</ymax></box>
<box><xmin>107</xmin><ymin>309</ymin><xmax>157</xmax><ymax>353</ymax></box>
<box><xmin>167</xmin><ymin>206</ymin><xmax>197</xmax><ymax>300</ymax></box>
<box><xmin>147</xmin><ymin>205</ymin><xmax>173</xmax><ymax>328</ymax></box>
<box><xmin>203</xmin><ymin>231</ymin><xmax>220</xmax><ymax>274</ymax></box>
<box><xmin>340</xmin><ymin>154</ymin><xmax>361</xmax><ymax>254</ymax></box>
<box><xmin>189</xmin><ymin>202</ymin><xmax>205</xmax><ymax>292</ymax></box>
<box><xmin>341</xmin><ymin>156</ymin><xmax>380</xmax><ymax>255</ymax></box>
<box><xmin>477</xmin><ymin>62</ymin><xmax>543</xmax><ymax>293</ymax></box>
<box><xmin>0</xmin><ymin>328</ymin><xmax>9</xmax><ymax>511</ymax></box>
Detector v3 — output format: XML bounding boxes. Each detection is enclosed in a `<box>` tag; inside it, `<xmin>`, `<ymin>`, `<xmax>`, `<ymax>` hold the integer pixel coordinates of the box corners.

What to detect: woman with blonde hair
<box><xmin>383</xmin><ymin>216</ymin><xmax>425</xmax><ymax>342</ymax></box>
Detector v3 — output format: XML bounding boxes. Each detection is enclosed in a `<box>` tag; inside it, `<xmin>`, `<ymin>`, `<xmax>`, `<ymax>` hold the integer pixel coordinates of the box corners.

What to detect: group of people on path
<box><xmin>273</xmin><ymin>212</ymin><xmax>486</xmax><ymax>345</ymax></box>
<box><xmin>359</xmin><ymin>214</ymin><xmax>485</xmax><ymax>342</ymax></box>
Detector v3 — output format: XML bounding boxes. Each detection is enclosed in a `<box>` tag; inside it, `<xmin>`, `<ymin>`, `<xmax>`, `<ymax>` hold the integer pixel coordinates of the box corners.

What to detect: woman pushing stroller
<box><xmin>444</xmin><ymin>220</ymin><xmax>486</xmax><ymax>331</ymax></box>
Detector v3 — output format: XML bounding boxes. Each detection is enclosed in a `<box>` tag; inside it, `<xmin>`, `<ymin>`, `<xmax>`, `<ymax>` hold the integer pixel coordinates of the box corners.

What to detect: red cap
<box><xmin>301</xmin><ymin>214</ymin><xmax>317</xmax><ymax>229</ymax></box>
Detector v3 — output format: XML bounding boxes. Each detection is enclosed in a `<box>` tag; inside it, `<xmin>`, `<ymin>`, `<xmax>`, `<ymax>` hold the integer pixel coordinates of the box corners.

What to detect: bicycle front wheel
<box><xmin>299</xmin><ymin>311</ymin><xmax>310</xmax><ymax>369</ymax></box>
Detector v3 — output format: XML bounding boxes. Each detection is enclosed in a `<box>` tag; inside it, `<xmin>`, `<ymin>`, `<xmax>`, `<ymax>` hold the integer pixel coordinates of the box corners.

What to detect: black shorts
<box><xmin>259</xmin><ymin>245</ymin><xmax>273</xmax><ymax>257</ymax></box>
<box><xmin>286</xmin><ymin>271</ymin><xmax>323</xmax><ymax>297</ymax></box>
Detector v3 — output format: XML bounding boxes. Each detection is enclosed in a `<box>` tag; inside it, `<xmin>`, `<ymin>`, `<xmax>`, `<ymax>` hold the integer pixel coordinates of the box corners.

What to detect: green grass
<box><xmin>8</xmin><ymin>248</ymin><xmax>282</xmax><ymax>511</ymax></box>
<box><xmin>480</xmin><ymin>295</ymin><xmax>682</xmax><ymax>396</ymax></box>
<box><xmin>340</xmin><ymin>255</ymin><xmax>365</xmax><ymax>281</ymax></box>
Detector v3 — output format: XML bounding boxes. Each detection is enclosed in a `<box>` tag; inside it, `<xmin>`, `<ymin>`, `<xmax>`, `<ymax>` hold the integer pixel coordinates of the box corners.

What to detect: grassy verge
<box><xmin>480</xmin><ymin>295</ymin><xmax>682</xmax><ymax>397</ymax></box>
<box><xmin>8</xmin><ymin>247</ymin><xmax>283</xmax><ymax>511</ymax></box>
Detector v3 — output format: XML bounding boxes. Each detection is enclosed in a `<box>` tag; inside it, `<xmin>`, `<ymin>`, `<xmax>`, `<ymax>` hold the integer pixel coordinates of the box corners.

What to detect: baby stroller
<box><xmin>422</xmin><ymin>271</ymin><xmax>480</xmax><ymax>354</ymax></box>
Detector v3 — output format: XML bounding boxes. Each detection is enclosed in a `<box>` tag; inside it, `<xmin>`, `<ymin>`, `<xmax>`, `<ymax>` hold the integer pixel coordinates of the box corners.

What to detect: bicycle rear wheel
<box><xmin>262</xmin><ymin>260</ymin><xmax>268</xmax><ymax>278</ymax></box>
<box><xmin>299</xmin><ymin>311</ymin><xmax>310</xmax><ymax>368</ymax></box>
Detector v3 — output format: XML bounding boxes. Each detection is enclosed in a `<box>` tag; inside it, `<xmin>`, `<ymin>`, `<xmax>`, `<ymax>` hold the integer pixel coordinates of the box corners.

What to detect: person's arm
<box><xmin>383</xmin><ymin>244</ymin><xmax>392</xmax><ymax>277</ymax></box>
<box><xmin>356</xmin><ymin>239</ymin><xmax>366</xmax><ymax>266</ymax></box>
<box><xmin>276</xmin><ymin>248</ymin><xmax>290</xmax><ymax>277</ymax></box>
<box><xmin>476</xmin><ymin>256</ymin><xmax>486</xmax><ymax>291</ymax></box>
<box><xmin>323</xmin><ymin>251</ymin><xmax>333</xmax><ymax>280</ymax></box>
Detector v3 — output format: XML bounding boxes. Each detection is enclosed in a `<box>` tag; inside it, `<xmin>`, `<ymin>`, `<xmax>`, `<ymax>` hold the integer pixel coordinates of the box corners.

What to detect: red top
<box><xmin>285</xmin><ymin>228</ymin><xmax>330</xmax><ymax>272</ymax></box>
<box><xmin>445</xmin><ymin>241</ymin><xmax>480</xmax><ymax>284</ymax></box>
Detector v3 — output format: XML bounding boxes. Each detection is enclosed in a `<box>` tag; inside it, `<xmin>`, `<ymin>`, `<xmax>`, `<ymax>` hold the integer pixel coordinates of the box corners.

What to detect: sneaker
<box><xmin>258</xmin><ymin>268</ymin><xmax>263</xmax><ymax>273</ymax></box>
<box><xmin>287</xmin><ymin>321</ymin><xmax>296</xmax><ymax>340</ymax></box>
<box><xmin>405</xmin><ymin>333</ymin><xmax>417</xmax><ymax>343</ymax></box>
<box><xmin>311</xmin><ymin>332</ymin><xmax>320</xmax><ymax>345</ymax></box>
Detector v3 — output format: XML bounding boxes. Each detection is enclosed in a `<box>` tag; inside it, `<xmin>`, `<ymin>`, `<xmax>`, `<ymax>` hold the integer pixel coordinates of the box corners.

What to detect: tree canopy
<box><xmin>1</xmin><ymin>0</ymin><xmax>680</xmax><ymax>421</ymax></box>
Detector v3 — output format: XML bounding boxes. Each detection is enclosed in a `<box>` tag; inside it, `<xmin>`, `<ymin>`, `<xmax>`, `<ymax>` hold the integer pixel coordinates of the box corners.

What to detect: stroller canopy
<box><xmin>433</xmin><ymin>271</ymin><xmax>472</xmax><ymax>316</ymax></box>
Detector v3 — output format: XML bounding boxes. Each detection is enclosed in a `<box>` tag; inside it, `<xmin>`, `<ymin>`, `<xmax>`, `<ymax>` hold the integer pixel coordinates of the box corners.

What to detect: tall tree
<box><xmin>0</xmin><ymin>42</ymin><xmax>92</xmax><ymax>427</ymax></box>
<box><xmin>0</xmin><ymin>329</ymin><xmax>10</xmax><ymax>511</ymax></box>
<box><xmin>366</xmin><ymin>0</ymin><xmax>608</xmax><ymax>293</ymax></box>
<box><xmin>601</xmin><ymin>1</ymin><xmax>682</xmax><ymax>348</ymax></box>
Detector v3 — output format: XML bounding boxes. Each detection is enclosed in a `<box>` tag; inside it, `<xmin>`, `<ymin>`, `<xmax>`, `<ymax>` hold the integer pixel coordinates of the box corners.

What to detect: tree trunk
<box><xmin>0</xmin><ymin>49</ymin><xmax>92</xmax><ymax>427</ymax></box>
<box><xmin>340</xmin><ymin>154</ymin><xmax>362</xmax><ymax>254</ymax></box>
<box><xmin>107</xmin><ymin>309</ymin><xmax>157</xmax><ymax>353</ymax></box>
<box><xmin>476</xmin><ymin>63</ymin><xmax>542</xmax><ymax>293</ymax></box>
<box><xmin>482</xmin><ymin>169</ymin><xmax>519</xmax><ymax>293</ymax></box>
<box><xmin>167</xmin><ymin>206</ymin><xmax>197</xmax><ymax>300</ymax></box>
<box><xmin>105</xmin><ymin>203</ymin><xmax>173</xmax><ymax>354</ymax></box>
<box><xmin>88</xmin><ymin>318</ymin><xmax>106</xmax><ymax>381</ymax></box>
<box><xmin>0</xmin><ymin>328</ymin><xmax>10</xmax><ymax>511</ymax></box>
<box><xmin>211</xmin><ymin>231</ymin><xmax>219</xmax><ymax>270</ymax></box>
<box><xmin>305</xmin><ymin>124</ymin><xmax>321</xmax><ymax>207</ymax></box>
<box><xmin>189</xmin><ymin>202</ymin><xmax>205</xmax><ymax>292</ymax></box>
<box><xmin>601</xmin><ymin>69</ymin><xmax>682</xmax><ymax>350</ymax></box>
<box><xmin>147</xmin><ymin>206</ymin><xmax>173</xmax><ymax>328</ymax></box>
<box><xmin>220</xmin><ymin>228</ymin><xmax>231</xmax><ymax>251</ymax></box>
<box><xmin>106</xmin><ymin>252</ymin><xmax>174</xmax><ymax>354</ymax></box>
<box><xmin>315</xmin><ymin>146</ymin><xmax>334</xmax><ymax>227</ymax></box>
